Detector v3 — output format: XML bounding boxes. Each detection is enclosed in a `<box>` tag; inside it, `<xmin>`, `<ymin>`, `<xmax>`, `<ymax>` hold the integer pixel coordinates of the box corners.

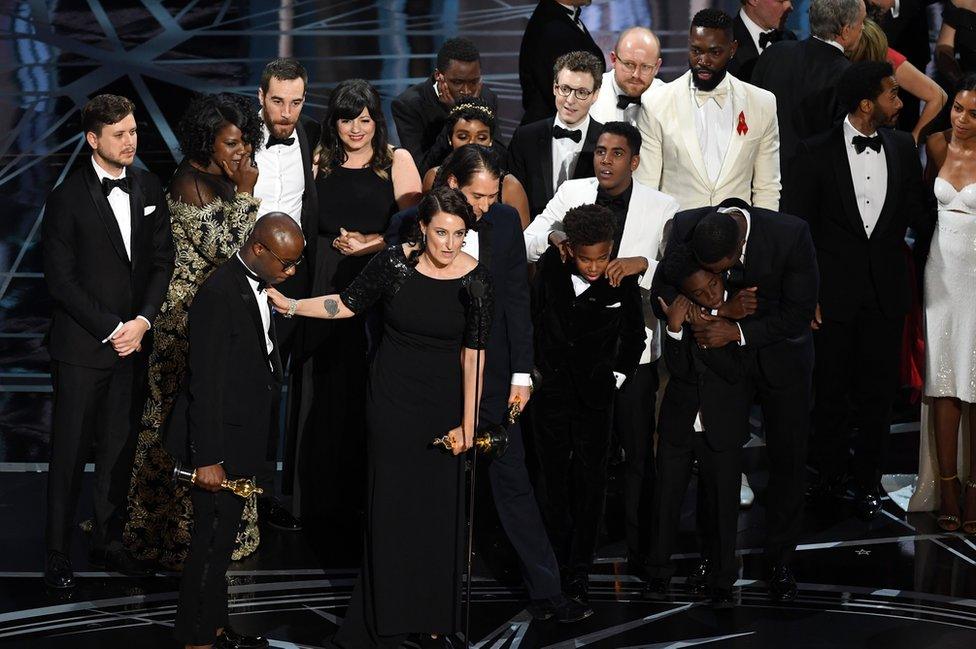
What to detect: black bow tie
<box><xmin>852</xmin><ymin>134</ymin><xmax>882</xmax><ymax>154</ymax></box>
<box><xmin>241</xmin><ymin>265</ymin><xmax>268</xmax><ymax>292</ymax></box>
<box><xmin>758</xmin><ymin>29</ymin><xmax>785</xmax><ymax>50</ymax></box>
<box><xmin>596</xmin><ymin>189</ymin><xmax>628</xmax><ymax>211</ymax></box>
<box><xmin>616</xmin><ymin>94</ymin><xmax>641</xmax><ymax>110</ymax></box>
<box><xmin>266</xmin><ymin>135</ymin><xmax>295</xmax><ymax>148</ymax></box>
<box><xmin>101</xmin><ymin>176</ymin><xmax>130</xmax><ymax>196</ymax></box>
<box><xmin>553</xmin><ymin>125</ymin><xmax>582</xmax><ymax>143</ymax></box>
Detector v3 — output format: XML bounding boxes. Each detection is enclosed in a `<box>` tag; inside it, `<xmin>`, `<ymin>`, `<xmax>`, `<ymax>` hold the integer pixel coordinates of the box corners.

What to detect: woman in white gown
<box><xmin>909</xmin><ymin>77</ymin><xmax>976</xmax><ymax>533</ymax></box>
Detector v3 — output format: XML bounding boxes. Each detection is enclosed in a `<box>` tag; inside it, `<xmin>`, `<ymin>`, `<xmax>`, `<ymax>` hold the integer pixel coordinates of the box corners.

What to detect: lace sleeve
<box><xmin>461</xmin><ymin>265</ymin><xmax>494</xmax><ymax>350</ymax></box>
<box><xmin>167</xmin><ymin>193</ymin><xmax>260</xmax><ymax>267</ymax></box>
<box><xmin>340</xmin><ymin>244</ymin><xmax>414</xmax><ymax>313</ymax></box>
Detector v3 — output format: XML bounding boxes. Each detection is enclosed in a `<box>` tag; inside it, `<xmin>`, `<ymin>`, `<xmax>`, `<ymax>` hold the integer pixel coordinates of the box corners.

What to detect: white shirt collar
<box><xmin>258</xmin><ymin>111</ymin><xmax>297</xmax><ymax>147</ymax></box>
<box><xmin>843</xmin><ymin>114</ymin><xmax>875</xmax><ymax>138</ymax></box>
<box><xmin>235</xmin><ymin>252</ymin><xmax>265</xmax><ymax>292</ymax></box>
<box><xmin>738</xmin><ymin>8</ymin><xmax>768</xmax><ymax>51</ymax></box>
<box><xmin>891</xmin><ymin>0</ymin><xmax>900</xmax><ymax>19</ymax></box>
<box><xmin>717</xmin><ymin>206</ymin><xmax>752</xmax><ymax>260</ymax></box>
<box><xmin>91</xmin><ymin>155</ymin><xmax>126</xmax><ymax>181</ymax></box>
<box><xmin>554</xmin><ymin>112</ymin><xmax>590</xmax><ymax>133</ymax></box>
<box><xmin>813</xmin><ymin>36</ymin><xmax>845</xmax><ymax>53</ymax></box>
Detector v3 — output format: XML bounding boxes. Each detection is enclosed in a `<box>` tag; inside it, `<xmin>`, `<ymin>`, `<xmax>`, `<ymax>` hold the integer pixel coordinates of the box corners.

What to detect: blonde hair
<box><xmin>849</xmin><ymin>19</ymin><xmax>889</xmax><ymax>64</ymax></box>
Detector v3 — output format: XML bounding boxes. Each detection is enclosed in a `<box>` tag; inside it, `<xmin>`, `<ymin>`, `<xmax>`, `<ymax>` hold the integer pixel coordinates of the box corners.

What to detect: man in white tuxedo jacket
<box><xmin>589</xmin><ymin>27</ymin><xmax>665</xmax><ymax>126</ymax></box>
<box><xmin>635</xmin><ymin>8</ymin><xmax>781</xmax><ymax>211</ymax></box>
<box><xmin>525</xmin><ymin>122</ymin><xmax>679</xmax><ymax>568</ymax></box>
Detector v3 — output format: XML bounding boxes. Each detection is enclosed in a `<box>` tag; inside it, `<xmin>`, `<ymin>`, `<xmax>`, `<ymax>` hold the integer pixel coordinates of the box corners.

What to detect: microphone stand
<box><xmin>463</xmin><ymin>285</ymin><xmax>484</xmax><ymax>648</ymax></box>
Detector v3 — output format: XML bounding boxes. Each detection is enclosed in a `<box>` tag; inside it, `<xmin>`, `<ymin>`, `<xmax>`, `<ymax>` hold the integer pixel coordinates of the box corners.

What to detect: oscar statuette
<box><xmin>432</xmin><ymin>396</ymin><xmax>522</xmax><ymax>459</ymax></box>
<box><xmin>172</xmin><ymin>460</ymin><xmax>264</xmax><ymax>498</ymax></box>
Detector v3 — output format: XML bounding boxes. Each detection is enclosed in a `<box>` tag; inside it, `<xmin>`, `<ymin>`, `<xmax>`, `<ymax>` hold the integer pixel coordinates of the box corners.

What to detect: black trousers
<box><xmin>812</xmin><ymin>306</ymin><xmax>904</xmax><ymax>489</ymax></box>
<box><xmin>174</xmin><ymin>488</ymin><xmax>247</xmax><ymax>645</ymax></box>
<box><xmin>647</xmin><ymin>432</ymin><xmax>741</xmax><ymax>589</ymax></box>
<box><xmin>46</xmin><ymin>358</ymin><xmax>142</xmax><ymax>554</ymax></box>
<box><xmin>613</xmin><ymin>362</ymin><xmax>659</xmax><ymax>560</ymax></box>
<box><xmin>532</xmin><ymin>376</ymin><xmax>613</xmax><ymax>576</ymax></box>
<box><xmin>256</xmin><ymin>314</ymin><xmax>300</xmax><ymax>498</ymax></box>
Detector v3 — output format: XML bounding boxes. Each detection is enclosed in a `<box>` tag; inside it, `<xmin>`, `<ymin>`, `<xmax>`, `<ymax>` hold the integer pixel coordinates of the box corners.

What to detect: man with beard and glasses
<box><xmin>589</xmin><ymin>27</ymin><xmax>665</xmax><ymax>126</ymax></box>
<box><xmin>728</xmin><ymin>0</ymin><xmax>797</xmax><ymax>83</ymax></box>
<box><xmin>636</xmin><ymin>8</ymin><xmax>781</xmax><ymax>214</ymax></box>
<box><xmin>786</xmin><ymin>61</ymin><xmax>934</xmax><ymax>521</ymax></box>
<box><xmin>252</xmin><ymin>57</ymin><xmax>319</xmax><ymax>533</ymax></box>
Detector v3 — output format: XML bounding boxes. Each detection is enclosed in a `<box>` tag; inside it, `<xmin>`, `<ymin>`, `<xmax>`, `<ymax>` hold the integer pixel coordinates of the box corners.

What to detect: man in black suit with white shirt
<box><xmin>786</xmin><ymin>62</ymin><xmax>934</xmax><ymax>520</ymax></box>
<box><xmin>165</xmin><ymin>214</ymin><xmax>304</xmax><ymax>649</ymax></box>
<box><xmin>41</xmin><ymin>95</ymin><xmax>175</xmax><ymax>589</ymax></box>
<box><xmin>508</xmin><ymin>50</ymin><xmax>604</xmax><ymax>219</ymax></box>
<box><xmin>728</xmin><ymin>0</ymin><xmax>797</xmax><ymax>83</ymax></box>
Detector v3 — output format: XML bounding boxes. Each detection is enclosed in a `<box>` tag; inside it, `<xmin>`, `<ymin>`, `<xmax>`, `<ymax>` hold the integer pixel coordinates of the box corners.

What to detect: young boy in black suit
<box><xmin>531</xmin><ymin>203</ymin><xmax>645</xmax><ymax>604</ymax></box>
<box><xmin>645</xmin><ymin>244</ymin><xmax>753</xmax><ymax>609</ymax></box>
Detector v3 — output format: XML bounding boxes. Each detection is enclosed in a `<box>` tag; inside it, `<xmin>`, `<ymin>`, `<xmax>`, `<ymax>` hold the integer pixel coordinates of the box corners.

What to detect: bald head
<box><xmin>244</xmin><ymin>212</ymin><xmax>305</xmax><ymax>286</ymax></box>
<box><xmin>611</xmin><ymin>27</ymin><xmax>662</xmax><ymax>98</ymax></box>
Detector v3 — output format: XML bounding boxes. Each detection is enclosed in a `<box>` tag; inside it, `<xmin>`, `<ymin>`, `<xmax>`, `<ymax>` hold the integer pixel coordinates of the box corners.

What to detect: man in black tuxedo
<box><xmin>752</xmin><ymin>0</ymin><xmax>866</xmax><ymax>175</ymax></box>
<box><xmin>41</xmin><ymin>95</ymin><xmax>174</xmax><ymax>589</ymax></box>
<box><xmin>531</xmin><ymin>204</ymin><xmax>645</xmax><ymax>605</ymax></box>
<box><xmin>392</xmin><ymin>37</ymin><xmax>500</xmax><ymax>176</ymax></box>
<box><xmin>518</xmin><ymin>0</ymin><xmax>606</xmax><ymax>125</ymax></box>
<box><xmin>647</xmin><ymin>243</ymin><xmax>754</xmax><ymax>609</ymax></box>
<box><xmin>785</xmin><ymin>61</ymin><xmax>934</xmax><ymax>520</ymax></box>
<box><xmin>870</xmin><ymin>0</ymin><xmax>936</xmax><ymax>133</ymax></box>
<box><xmin>253</xmin><ymin>57</ymin><xmax>319</xmax><ymax>532</ymax></box>
<box><xmin>728</xmin><ymin>0</ymin><xmax>797</xmax><ymax>83</ymax></box>
<box><xmin>651</xmin><ymin>202</ymin><xmax>818</xmax><ymax>601</ymax></box>
<box><xmin>508</xmin><ymin>50</ymin><xmax>604</xmax><ymax>219</ymax></box>
<box><xmin>384</xmin><ymin>165</ymin><xmax>592</xmax><ymax>622</ymax></box>
<box><xmin>165</xmin><ymin>214</ymin><xmax>304</xmax><ymax>649</ymax></box>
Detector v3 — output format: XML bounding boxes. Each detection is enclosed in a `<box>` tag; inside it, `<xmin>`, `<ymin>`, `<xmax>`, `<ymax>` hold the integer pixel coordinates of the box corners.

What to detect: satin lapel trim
<box><xmin>616</xmin><ymin>184</ymin><xmax>643</xmax><ymax>258</ymax></box>
<box><xmin>127</xmin><ymin>171</ymin><xmax>144</xmax><ymax>267</ymax></box>
<box><xmin>232</xmin><ymin>264</ymin><xmax>273</xmax><ymax>374</ymax></box>
<box><xmin>872</xmin><ymin>129</ymin><xmax>900</xmax><ymax>238</ymax></box>
<box><xmin>830</xmin><ymin>129</ymin><xmax>867</xmax><ymax>240</ymax></box>
<box><xmin>84</xmin><ymin>165</ymin><xmax>129</xmax><ymax>264</ymax></box>
<box><xmin>674</xmin><ymin>73</ymin><xmax>710</xmax><ymax>187</ymax></box>
<box><xmin>541</xmin><ymin>122</ymin><xmax>554</xmax><ymax>199</ymax></box>
<box><xmin>715</xmin><ymin>79</ymin><xmax>748</xmax><ymax>186</ymax></box>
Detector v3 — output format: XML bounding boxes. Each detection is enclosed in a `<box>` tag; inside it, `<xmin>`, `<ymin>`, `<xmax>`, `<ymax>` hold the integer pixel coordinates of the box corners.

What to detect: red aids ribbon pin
<box><xmin>737</xmin><ymin>112</ymin><xmax>748</xmax><ymax>136</ymax></box>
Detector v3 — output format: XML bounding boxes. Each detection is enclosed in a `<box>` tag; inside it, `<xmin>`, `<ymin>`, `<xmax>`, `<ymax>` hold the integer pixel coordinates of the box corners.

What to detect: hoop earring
<box><xmin>421</xmin><ymin>231</ymin><xmax>427</xmax><ymax>248</ymax></box>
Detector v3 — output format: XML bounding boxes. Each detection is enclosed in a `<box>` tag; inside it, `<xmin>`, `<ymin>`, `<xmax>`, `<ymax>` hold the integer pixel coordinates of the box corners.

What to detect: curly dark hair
<box><xmin>659</xmin><ymin>243</ymin><xmax>704</xmax><ymax>288</ymax></box>
<box><xmin>691</xmin><ymin>211</ymin><xmax>741</xmax><ymax>264</ymax></box>
<box><xmin>445</xmin><ymin>96</ymin><xmax>495</xmax><ymax>135</ymax></box>
<box><xmin>600</xmin><ymin>121</ymin><xmax>642</xmax><ymax>157</ymax></box>
<box><xmin>552</xmin><ymin>50</ymin><xmax>605</xmax><ymax>89</ymax></box>
<box><xmin>563</xmin><ymin>204</ymin><xmax>617</xmax><ymax>247</ymax></box>
<box><xmin>837</xmin><ymin>60</ymin><xmax>895</xmax><ymax>115</ymax></box>
<box><xmin>405</xmin><ymin>186</ymin><xmax>478</xmax><ymax>262</ymax></box>
<box><xmin>436</xmin><ymin>37</ymin><xmax>480</xmax><ymax>72</ymax></box>
<box><xmin>691</xmin><ymin>8</ymin><xmax>734</xmax><ymax>34</ymax></box>
<box><xmin>316</xmin><ymin>78</ymin><xmax>393</xmax><ymax>179</ymax></box>
<box><xmin>82</xmin><ymin>94</ymin><xmax>135</xmax><ymax>135</ymax></box>
<box><xmin>176</xmin><ymin>93</ymin><xmax>263</xmax><ymax>165</ymax></box>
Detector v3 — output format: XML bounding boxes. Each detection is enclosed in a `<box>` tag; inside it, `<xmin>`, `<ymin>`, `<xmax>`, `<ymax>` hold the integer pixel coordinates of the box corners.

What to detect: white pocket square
<box><xmin>144</xmin><ymin>205</ymin><xmax>156</xmax><ymax>215</ymax></box>
<box><xmin>606</xmin><ymin>302</ymin><xmax>621</xmax><ymax>308</ymax></box>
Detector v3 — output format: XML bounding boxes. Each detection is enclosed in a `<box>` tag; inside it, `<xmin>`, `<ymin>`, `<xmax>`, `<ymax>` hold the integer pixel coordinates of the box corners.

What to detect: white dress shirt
<box><xmin>739</xmin><ymin>8</ymin><xmax>773</xmax><ymax>53</ymax></box>
<box><xmin>842</xmin><ymin>116</ymin><xmax>887</xmax><ymax>237</ymax></box>
<box><xmin>552</xmin><ymin>114</ymin><xmax>590</xmax><ymax>191</ymax></box>
<box><xmin>237</xmin><ymin>253</ymin><xmax>274</xmax><ymax>360</ymax></box>
<box><xmin>691</xmin><ymin>75</ymin><xmax>734</xmax><ymax>184</ymax></box>
<box><xmin>92</xmin><ymin>156</ymin><xmax>151</xmax><ymax>342</ymax></box>
<box><xmin>813</xmin><ymin>36</ymin><xmax>845</xmax><ymax>53</ymax></box>
<box><xmin>569</xmin><ymin>273</ymin><xmax>626</xmax><ymax>388</ymax></box>
<box><xmin>609</xmin><ymin>74</ymin><xmax>642</xmax><ymax>126</ymax></box>
<box><xmin>463</xmin><ymin>227</ymin><xmax>531</xmax><ymax>387</ymax></box>
<box><xmin>253</xmin><ymin>118</ymin><xmax>305</xmax><ymax>225</ymax></box>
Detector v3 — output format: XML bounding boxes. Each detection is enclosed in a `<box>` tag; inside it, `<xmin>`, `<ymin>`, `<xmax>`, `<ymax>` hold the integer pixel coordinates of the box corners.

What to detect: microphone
<box><xmin>468</xmin><ymin>278</ymin><xmax>487</xmax><ymax>307</ymax></box>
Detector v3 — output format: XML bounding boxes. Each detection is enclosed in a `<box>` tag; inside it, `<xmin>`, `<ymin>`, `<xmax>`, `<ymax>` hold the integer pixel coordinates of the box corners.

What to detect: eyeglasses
<box><xmin>614</xmin><ymin>53</ymin><xmax>658</xmax><ymax>76</ymax></box>
<box><xmin>260</xmin><ymin>241</ymin><xmax>304</xmax><ymax>271</ymax></box>
<box><xmin>554</xmin><ymin>83</ymin><xmax>594</xmax><ymax>100</ymax></box>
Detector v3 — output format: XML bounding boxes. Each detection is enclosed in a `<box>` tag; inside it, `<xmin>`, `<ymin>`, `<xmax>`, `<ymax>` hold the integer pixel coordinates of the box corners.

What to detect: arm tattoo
<box><xmin>323</xmin><ymin>298</ymin><xmax>340</xmax><ymax>318</ymax></box>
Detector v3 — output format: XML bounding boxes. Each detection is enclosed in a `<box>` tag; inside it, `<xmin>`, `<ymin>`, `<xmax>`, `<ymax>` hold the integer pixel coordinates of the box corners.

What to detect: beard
<box><xmin>691</xmin><ymin>65</ymin><xmax>728</xmax><ymax>92</ymax></box>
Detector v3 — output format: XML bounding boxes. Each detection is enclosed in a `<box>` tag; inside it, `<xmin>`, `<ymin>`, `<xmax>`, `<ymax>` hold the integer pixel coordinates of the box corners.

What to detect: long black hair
<box><xmin>176</xmin><ymin>93</ymin><xmax>264</xmax><ymax>165</ymax></box>
<box><xmin>316</xmin><ymin>78</ymin><xmax>393</xmax><ymax>178</ymax></box>
<box><xmin>431</xmin><ymin>144</ymin><xmax>503</xmax><ymax>190</ymax></box>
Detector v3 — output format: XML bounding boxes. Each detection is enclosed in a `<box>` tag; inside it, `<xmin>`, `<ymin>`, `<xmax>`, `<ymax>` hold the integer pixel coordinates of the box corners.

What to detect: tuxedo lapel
<box><xmin>829</xmin><ymin>127</ymin><xmax>867</xmax><ymax>240</ymax></box>
<box><xmin>127</xmin><ymin>170</ymin><xmax>145</xmax><ymax>268</ymax></box>
<box><xmin>574</xmin><ymin>118</ymin><xmax>601</xmax><ymax>179</ymax></box>
<box><xmin>232</xmin><ymin>260</ymin><xmax>273</xmax><ymax>375</ymax></box>
<box><xmin>83</xmin><ymin>164</ymin><xmax>130</xmax><ymax>264</ymax></box>
<box><xmin>872</xmin><ymin>129</ymin><xmax>900</xmax><ymax>238</ymax></box>
<box><xmin>539</xmin><ymin>120</ymin><xmax>555</xmax><ymax>199</ymax></box>
<box><xmin>617</xmin><ymin>183</ymin><xmax>643</xmax><ymax>257</ymax></box>
<box><xmin>479</xmin><ymin>212</ymin><xmax>495</xmax><ymax>269</ymax></box>
<box><xmin>716</xmin><ymin>78</ymin><xmax>749</xmax><ymax>186</ymax></box>
<box><xmin>673</xmin><ymin>73</ymin><xmax>710</xmax><ymax>187</ymax></box>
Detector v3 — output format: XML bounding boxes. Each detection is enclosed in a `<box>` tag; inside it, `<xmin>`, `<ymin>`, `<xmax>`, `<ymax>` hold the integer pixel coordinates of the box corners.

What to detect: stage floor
<box><xmin>3</xmin><ymin>438</ymin><xmax>976</xmax><ymax>649</ymax></box>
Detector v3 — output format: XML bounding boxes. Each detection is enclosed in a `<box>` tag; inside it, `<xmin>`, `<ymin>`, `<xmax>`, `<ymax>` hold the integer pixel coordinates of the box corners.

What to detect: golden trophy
<box><xmin>432</xmin><ymin>397</ymin><xmax>522</xmax><ymax>459</ymax></box>
<box><xmin>172</xmin><ymin>461</ymin><xmax>264</xmax><ymax>498</ymax></box>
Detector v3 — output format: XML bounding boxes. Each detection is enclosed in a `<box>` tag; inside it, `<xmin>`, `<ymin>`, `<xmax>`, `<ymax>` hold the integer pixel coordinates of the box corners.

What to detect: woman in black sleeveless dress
<box><xmin>268</xmin><ymin>187</ymin><xmax>493</xmax><ymax>647</ymax></box>
<box><xmin>296</xmin><ymin>79</ymin><xmax>421</xmax><ymax>524</ymax></box>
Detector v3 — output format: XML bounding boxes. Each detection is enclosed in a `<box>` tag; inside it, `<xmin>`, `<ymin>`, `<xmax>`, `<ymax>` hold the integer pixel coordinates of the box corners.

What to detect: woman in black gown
<box><xmin>268</xmin><ymin>186</ymin><xmax>493</xmax><ymax>647</ymax></box>
<box><xmin>297</xmin><ymin>79</ymin><xmax>421</xmax><ymax>523</ymax></box>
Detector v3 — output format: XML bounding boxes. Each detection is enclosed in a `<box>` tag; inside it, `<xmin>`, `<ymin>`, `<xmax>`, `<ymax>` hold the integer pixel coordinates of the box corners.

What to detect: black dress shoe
<box><xmin>554</xmin><ymin>597</ymin><xmax>593</xmax><ymax>623</ymax></box>
<box><xmin>216</xmin><ymin>627</ymin><xmax>269</xmax><ymax>649</ymax></box>
<box><xmin>44</xmin><ymin>551</ymin><xmax>74</xmax><ymax>590</ymax></box>
<box><xmin>640</xmin><ymin>577</ymin><xmax>670</xmax><ymax>601</ymax></box>
<box><xmin>852</xmin><ymin>485</ymin><xmax>883</xmax><ymax>521</ymax></box>
<box><xmin>89</xmin><ymin>547</ymin><xmax>154</xmax><ymax>577</ymax></box>
<box><xmin>564</xmin><ymin>573</ymin><xmax>589</xmax><ymax>605</ymax></box>
<box><xmin>710</xmin><ymin>586</ymin><xmax>736</xmax><ymax>609</ymax></box>
<box><xmin>768</xmin><ymin>564</ymin><xmax>797</xmax><ymax>601</ymax></box>
<box><xmin>257</xmin><ymin>497</ymin><xmax>302</xmax><ymax>531</ymax></box>
<box><xmin>686</xmin><ymin>558</ymin><xmax>711</xmax><ymax>595</ymax></box>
